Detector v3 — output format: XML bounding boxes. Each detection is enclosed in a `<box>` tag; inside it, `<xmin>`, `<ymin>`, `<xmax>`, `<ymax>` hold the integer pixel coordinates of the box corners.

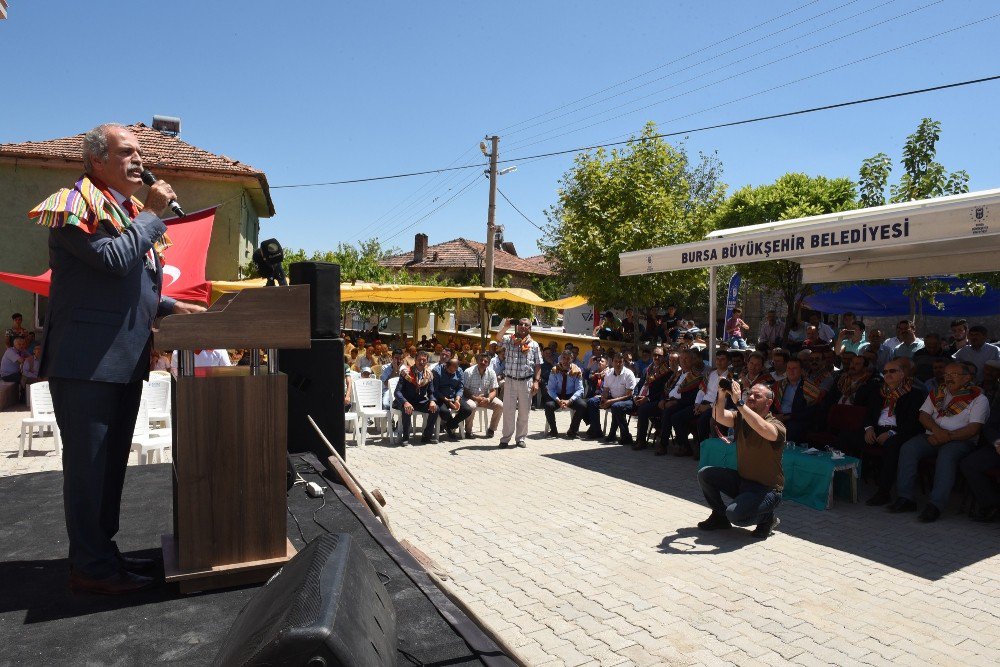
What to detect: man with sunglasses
<box><xmin>849</xmin><ymin>358</ymin><xmax>927</xmax><ymax>506</ymax></box>
<box><xmin>698</xmin><ymin>379</ymin><xmax>785</xmax><ymax>538</ymax></box>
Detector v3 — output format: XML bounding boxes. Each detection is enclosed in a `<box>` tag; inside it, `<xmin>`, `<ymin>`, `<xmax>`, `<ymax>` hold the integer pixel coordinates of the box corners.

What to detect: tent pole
<box><xmin>399</xmin><ymin>304</ymin><xmax>404</xmax><ymax>343</ymax></box>
<box><xmin>708</xmin><ymin>266</ymin><xmax>717</xmax><ymax>366</ymax></box>
<box><xmin>456</xmin><ymin>298</ymin><xmax>462</xmax><ymax>335</ymax></box>
<box><xmin>479</xmin><ymin>294</ymin><xmax>487</xmax><ymax>352</ymax></box>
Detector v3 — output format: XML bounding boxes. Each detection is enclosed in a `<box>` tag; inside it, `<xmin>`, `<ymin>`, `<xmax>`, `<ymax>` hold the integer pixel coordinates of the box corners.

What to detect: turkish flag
<box><xmin>0</xmin><ymin>207</ymin><xmax>216</xmax><ymax>302</ymax></box>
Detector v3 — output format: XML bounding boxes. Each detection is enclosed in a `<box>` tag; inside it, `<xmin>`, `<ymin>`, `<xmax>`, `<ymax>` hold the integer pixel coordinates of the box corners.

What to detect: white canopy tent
<box><xmin>620</xmin><ymin>187</ymin><xmax>1000</xmax><ymax>361</ymax></box>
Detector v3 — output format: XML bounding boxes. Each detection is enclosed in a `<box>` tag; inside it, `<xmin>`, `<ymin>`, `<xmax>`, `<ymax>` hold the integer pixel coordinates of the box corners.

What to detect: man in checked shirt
<box><xmin>495</xmin><ymin>317</ymin><xmax>543</xmax><ymax>448</ymax></box>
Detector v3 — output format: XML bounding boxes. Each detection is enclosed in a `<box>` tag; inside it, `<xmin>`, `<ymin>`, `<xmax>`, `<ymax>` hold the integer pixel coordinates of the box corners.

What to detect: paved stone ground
<box><xmin>4</xmin><ymin>403</ymin><xmax>998</xmax><ymax>666</ymax></box>
<box><xmin>345</xmin><ymin>408</ymin><xmax>1000</xmax><ymax>666</ymax></box>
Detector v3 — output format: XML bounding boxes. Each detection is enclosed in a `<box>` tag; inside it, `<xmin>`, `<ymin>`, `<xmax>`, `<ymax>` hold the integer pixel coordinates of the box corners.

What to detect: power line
<box><xmin>496</xmin><ymin>187</ymin><xmax>545</xmax><ymax>233</ymax></box>
<box><xmin>502</xmin><ymin>0</ymin><xmax>883</xmax><ymax>142</ymax></box>
<box><xmin>380</xmin><ymin>175</ymin><xmax>483</xmax><ymax>246</ymax></box>
<box><xmin>263</xmin><ymin>73</ymin><xmax>1000</xmax><ymax>190</ymax></box>
<box><xmin>495</xmin><ymin>0</ymin><xmax>828</xmax><ymax>135</ymax></box>
<box><xmin>505</xmin><ymin>0</ymin><xmax>941</xmax><ymax>152</ymax></box>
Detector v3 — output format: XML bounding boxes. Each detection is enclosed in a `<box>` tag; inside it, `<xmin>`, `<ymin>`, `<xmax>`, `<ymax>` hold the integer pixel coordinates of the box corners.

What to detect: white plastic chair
<box><xmin>142</xmin><ymin>377</ymin><xmax>172</xmax><ymax>429</ymax></box>
<box><xmin>344</xmin><ymin>410</ymin><xmax>359</xmax><ymax>445</ymax></box>
<box><xmin>19</xmin><ymin>381</ymin><xmax>62</xmax><ymax>457</ymax></box>
<box><xmin>352</xmin><ymin>377</ymin><xmax>390</xmax><ymax>446</ymax></box>
<box><xmin>131</xmin><ymin>399</ymin><xmax>172</xmax><ymax>464</ymax></box>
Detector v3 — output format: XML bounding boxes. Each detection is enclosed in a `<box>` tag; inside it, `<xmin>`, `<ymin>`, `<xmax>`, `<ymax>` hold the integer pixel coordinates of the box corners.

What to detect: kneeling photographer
<box><xmin>697</xmin><ymin>377</ymin><xmax>786</xmax><ymax>539</ymax></box>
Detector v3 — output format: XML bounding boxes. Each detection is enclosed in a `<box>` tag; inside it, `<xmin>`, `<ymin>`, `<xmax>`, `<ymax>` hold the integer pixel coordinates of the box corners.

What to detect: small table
<box><xmin>699</xmin><ymin>438</ymin><xmax>862</xmax><ymax>510</ymax></box>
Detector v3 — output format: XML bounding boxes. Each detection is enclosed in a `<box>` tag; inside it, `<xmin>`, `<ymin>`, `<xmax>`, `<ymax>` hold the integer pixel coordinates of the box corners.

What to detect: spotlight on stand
<box><xmin>253</xmin><ymin>238</ymin><xmax>287</xmax><ymax>286</ymax></box>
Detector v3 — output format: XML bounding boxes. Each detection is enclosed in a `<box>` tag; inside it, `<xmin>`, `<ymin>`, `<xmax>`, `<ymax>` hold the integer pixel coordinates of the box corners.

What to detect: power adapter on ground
<box><xmin>305</xmin><ymin>482</ymin><xmax>325</xmax><ymax>498</ymax></box>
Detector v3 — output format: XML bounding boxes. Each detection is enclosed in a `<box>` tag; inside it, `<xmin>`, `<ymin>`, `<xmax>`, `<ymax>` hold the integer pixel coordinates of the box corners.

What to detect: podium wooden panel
<box><xmin>155</xmin><ymin>286</ymin><xmax>311</xmax><ymax>593</ymax></box>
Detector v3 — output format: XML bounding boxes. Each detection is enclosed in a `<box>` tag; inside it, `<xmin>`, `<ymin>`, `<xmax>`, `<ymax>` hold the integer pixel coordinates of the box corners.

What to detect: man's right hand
<box><xmin>143</xmin><ymin>180</ymin><xmax>178</xmax><ymax>217</ymax></box>
<box><xmin>403</xmin><ymin>402</ymin><xmax>413</xmax><ymax>415</ymax></box>
<box><xmin>864</xmin><ymin>427</ymin><xmax>876</xmax><ymax>445</ymax></box>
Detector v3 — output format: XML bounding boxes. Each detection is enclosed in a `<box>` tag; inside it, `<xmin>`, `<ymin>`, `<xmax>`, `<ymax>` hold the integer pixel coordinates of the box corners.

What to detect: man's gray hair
<box><xmin>82</xmin><ymin>123</ymin><xmax>127</xmax><ymax>172</ymax></box>
<box><xmin>752</xmin><ymin>383</ymin><xmax>774</xmax><ymax>401</ymax></box>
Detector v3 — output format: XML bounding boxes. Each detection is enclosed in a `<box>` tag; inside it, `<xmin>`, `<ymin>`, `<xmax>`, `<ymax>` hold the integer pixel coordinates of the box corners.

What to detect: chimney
<box><xmin>501</xmin><ymin>241</ymin><xmax>517</xmax><ymax>256</ymax></box>
<box><xmin>413</xmin><ymin>233</ymin><xmax>428</xmax><ymax>263</ymax></box>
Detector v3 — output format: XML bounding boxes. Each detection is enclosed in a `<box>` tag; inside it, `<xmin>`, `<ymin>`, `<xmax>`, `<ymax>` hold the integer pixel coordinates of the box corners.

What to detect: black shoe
<box><xmin>565</xmin><ymin>429</ymin><xmax>578</xmax><ymax>439</ymax></box>
<box><xmin>674</xmin><ymin>445</ymin><xmax>693</xmax><ymax>457</ymax></box>
<box><xmin>584</xmin><ymin>430</ymin><xmax>602</xmax><ymax>440</ymax></box>
<box><xmin>752</xmin><ymin>516</ymin><xmax>780</xmax><ymax>538</ymax></box>
<box><xmin>117</xmin><ymin>552</ymin><xmax>157</xmax><ymax>574</ymax></box>
<box><xmin>621</xmin><ymin>437</ymin><xmax>634</xmax><ymax>447</ymax></box>
<box><xmin>421</xmin><ymin>436</ymin><xmax>438</xmax><ymax>444</ymax></box>
<box><xmin>971</xmin><ymin>506</ymin><xmax>1000</xmax><ymax>523</ymax></box>
<box><xmin>604</xmin><ymin>434</ymin><xmax>618</xmax><ymax>444</ymax></box>
<box><xmin>498</xmin><ymin>441</ymin><xmax>509</xmax><ymax>449</ymax></box>
<box><xmin>865</xmin><ymin>490</ymin><xmax>892</xmax><ymax>507</ymax></box>
<box><xmin>887</xmin><ymin>498</ymin><xmax>919</xmax><ymax>513</ymax></box>
<box><xmin>464</xmin><ymin>430</ymin><xmax>474</xmax><ymax>439</ymax></box>
<box><xmin>697</xmin><ymin>514</ymin><xmax>733</xmax><ymax>531</ymax></box>
<box><xmin>516</xmin><ymin>440</ymin><xmax>526</xmax><ymax>448</ymax></box>
<box><xmin>69</xmin><ymin>568</ymin><xmax>155</xmax><ymax>595</ymax></box>
<box><xmin>549</xmin><ymin>428</ymin><xmax>559</xmax><ymax>437</ymax></box>
<box><xmin>633</xmin><ymin>439</ymin><xmax>648</xmax><ymax>451</ymax></box>
<box><xmin>486</xmin><ymin>429</ymin><xmax>495</xmax><ymax>438</ymax></box>
<box><xmin>918</xmin><ymin>504</ymin><xmax>941</xmax><ymax>523</ymax></box>
<box><xmin>445</xmin><ymin>429</ymin><xmax>460</xmax><ymax>442</ymax></box>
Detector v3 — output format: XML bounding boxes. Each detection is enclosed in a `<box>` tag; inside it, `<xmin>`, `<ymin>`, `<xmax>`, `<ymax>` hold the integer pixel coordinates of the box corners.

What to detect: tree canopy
<box><xmin>541</xmin><ymin>122</ymin><xmax>726</xmax><ymax>313</ymax></box>
<box><xmin>710</xmin><ymin>173</ymin><xmax>857</xmax><ymax>329</ymax></box>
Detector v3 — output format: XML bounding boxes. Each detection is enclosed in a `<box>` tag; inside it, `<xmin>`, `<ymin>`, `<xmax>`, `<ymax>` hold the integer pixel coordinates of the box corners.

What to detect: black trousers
<box><xmin>49</xmin><ymin>378</ymin><xmax>143</xmax><ymax>578</ymax></box>
<box><xmin>438</xmin><ymin>401</ymin><xmax>472</xmax><ymax>430</ymax></box>
<box><xmin>544</xmin><ymin>396</ymin><xmax>588</xmax><ymax>433</ymax></box>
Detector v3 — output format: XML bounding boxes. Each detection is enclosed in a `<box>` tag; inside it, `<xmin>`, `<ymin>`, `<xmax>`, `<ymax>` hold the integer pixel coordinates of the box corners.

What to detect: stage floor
<box><xmin>0</xmin><ymin>454</ymin><xmax>509</xmax><ymax>665</ymax></box>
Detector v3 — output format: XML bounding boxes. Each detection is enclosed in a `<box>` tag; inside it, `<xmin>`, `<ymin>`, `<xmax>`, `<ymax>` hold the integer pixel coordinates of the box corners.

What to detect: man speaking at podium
<box><xmin>29</xmin><ymin>124</ymin><xmax>204</xmax><ymax>594</ymax></box>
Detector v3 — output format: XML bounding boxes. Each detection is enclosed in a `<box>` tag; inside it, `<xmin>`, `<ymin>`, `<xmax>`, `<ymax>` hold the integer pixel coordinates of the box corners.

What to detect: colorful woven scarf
<box><xmin>404</xmin><ymin>364</ymin><xmax>433</xmax><ymax>388</ymax></box>
<box><xmin>675</xmin><ymin>370</ymin><xmax>702</xmax><ymax>394</ymax></box>
<box><xmin>930</xmin><ymin>383</ymin><xmax>981</xmax><ymax>418</ymax></box>
<box><xmin>773</xmin><ymin>377</ymin><xmax>824</xmax><ymax>410</ymax></box>
<box><xmin>29</xmin><ymin>175</ymin><xmax>172</xmax><ymax>259</ymax></box>
<box><xmin>740</xmin><ymin>370</ymin><xmax>771</xmax><ymax>390</ymax></box>
<box><xmin>512</xmin><ymin>333</ymin><xmax>534</xmax><ymax>353</ymax></box>
<box><xmin>553</xmin><ymin>362</ymin><xmax>582</xmax><ymax>378</ymax></box>
<box><xmin>837</xmin><ymin>370</ymin><xmax>871</xmax><ymax>401</ymax></box>
<box><xmin>880</xmin><ymin>379</ymin><xmax>913</xmax><ymax>417</ymax></box>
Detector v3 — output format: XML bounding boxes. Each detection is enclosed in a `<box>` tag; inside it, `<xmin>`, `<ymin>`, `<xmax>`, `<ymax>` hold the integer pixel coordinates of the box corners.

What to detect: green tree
<box><xmin>711</xmin><ymin>173</ymin><xmax>857</xmax><ymax>332</ymax></box>
<box><xmin>856</xmin><ymin>118</ymin><xmax>991</xmax><ymax>318</ymax></box>
<box><xmin>541</xmin><ymin>122</ymin><xmax>726</xmax><ymax>346</ymax></box>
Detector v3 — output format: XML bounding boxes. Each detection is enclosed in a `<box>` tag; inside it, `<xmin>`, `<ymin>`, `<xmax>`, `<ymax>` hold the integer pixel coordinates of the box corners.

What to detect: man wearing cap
<box><xmin>496</xmin><ymin>317</ymin><xmax>542</xmax><ymax>448</ymax></box>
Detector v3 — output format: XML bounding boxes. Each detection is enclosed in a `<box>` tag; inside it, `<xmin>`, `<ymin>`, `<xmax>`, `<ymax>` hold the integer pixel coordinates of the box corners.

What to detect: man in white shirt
<box><xmin>463</xmin><ymin>353</ymin><xmax>502</xmax><ymax>437</ymax></box>
<box><xmin>808</xmin><ymin>313</ymin><xmax>835</xmax><ymax>344</ymax></box>
<box><xmin>756</xmin><ymin>310</ymin><xmax>783</xmax><ymax>353</ymax></box>
<box><xmin>890</xmin><ymin>361</ymin><xmax>989</xmax><ymax>522</ymax></box>
<box><xmin>170</xmin><ymin>348</ymin><xmax>232</xmax><ymax>373</ymax></box>
<box><xmin>953</xmin><ymin>325</ymin><xmax>1000</xmax><ymax>383</ymax></box>
<box><xmin>586</xmin><ymin>353</ymin><xmax>635</xmax><ymax>445</ymax></box>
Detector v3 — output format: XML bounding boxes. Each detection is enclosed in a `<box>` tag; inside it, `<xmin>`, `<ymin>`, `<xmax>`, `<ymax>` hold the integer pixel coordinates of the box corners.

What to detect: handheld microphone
<box><xmin>139</xmin><ymin>169</ymin><xmax>185</xmax><ymax>217</ymax></box>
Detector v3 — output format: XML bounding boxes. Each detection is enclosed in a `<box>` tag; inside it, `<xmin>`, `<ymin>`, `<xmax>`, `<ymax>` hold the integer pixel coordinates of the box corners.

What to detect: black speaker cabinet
<box><xmin>213</xmin><ymin>533</ymin><xmax>397</xmax><ymax>667</ymax></box>
<box><xmin>289</xmin><ymin>261</ymin><xmax>341</xmax><ymax>339</ymax></box>
<box><xmin>281</xmin><ymin>338</ymin><xmax>346</xmax><ymax>460</ymax></box>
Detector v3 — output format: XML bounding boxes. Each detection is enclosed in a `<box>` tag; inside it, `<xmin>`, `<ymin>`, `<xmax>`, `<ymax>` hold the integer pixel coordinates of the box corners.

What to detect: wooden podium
<box><xmin>155</xmin><ymin>286</ymin><xmax>311</xmax><ymax>593</ymax></box>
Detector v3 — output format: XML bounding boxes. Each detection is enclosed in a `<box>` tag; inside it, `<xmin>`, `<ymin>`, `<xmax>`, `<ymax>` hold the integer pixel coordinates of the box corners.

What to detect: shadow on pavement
<box><xmin>657</xmin><ymin>526</ymin><xmax>753</xmax><ymax>554</ymax></box>
<box><xmin>544</xmin><ymin>445</ymin><xmax>1000</xmax><ymax>580</ymax></box>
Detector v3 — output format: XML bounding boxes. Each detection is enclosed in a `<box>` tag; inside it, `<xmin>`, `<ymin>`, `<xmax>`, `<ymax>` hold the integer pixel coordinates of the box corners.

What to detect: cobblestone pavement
<box><xmin>346</xmin><ymin>407</ymin><xmax>1000</xmax><ymax>666</ymax></box>
<box><xmin>4</xmin><ymin>403</ymin><xmax>998</xmax><ymax>666</ymax></box>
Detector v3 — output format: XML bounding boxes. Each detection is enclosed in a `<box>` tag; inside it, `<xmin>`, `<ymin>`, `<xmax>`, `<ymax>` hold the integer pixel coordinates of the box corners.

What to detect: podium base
<box><xmin>161</xmin><ymin>534</ymin><xmax>296</xmax><ymax>595</ymax></box>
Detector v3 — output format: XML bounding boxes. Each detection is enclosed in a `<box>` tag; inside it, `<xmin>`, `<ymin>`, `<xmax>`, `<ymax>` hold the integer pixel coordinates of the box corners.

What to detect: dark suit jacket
<box><xmin>41</xmin><ymin>211</ymin><xmax>175</xmax><ymax>384</ymax></box>
<box><xmin>863</xmin><ymin>384</ymin><xmax>928</xmax><ymax>449</ymax></box>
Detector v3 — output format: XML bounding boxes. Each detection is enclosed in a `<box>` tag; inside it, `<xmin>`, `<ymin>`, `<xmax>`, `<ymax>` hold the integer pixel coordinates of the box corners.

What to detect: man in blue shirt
<box><xmin>545</xmin><ymin>350</ymin><xmax>588</xmax><ymax>437</ymax></box>
<box><xmin>433</xmin><ymin>357</ymin><xmax>472</xmax><ymax>440</ymax></box>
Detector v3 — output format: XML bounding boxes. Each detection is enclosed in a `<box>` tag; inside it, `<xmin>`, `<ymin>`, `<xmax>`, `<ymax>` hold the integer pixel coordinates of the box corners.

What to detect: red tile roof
<box><xmin>381</xmin><ymin>237</ymin><xmax>553</xmax><ymax>276</ymax></box>
<box><xmin>522</xmin><ymin>254</ymin><xmax>556</xmax><ymax>273</ymax></box>
<box><xmin>0</xmin><ymin>123</ymin><xmax>274</xmax><ymax>215</ymax></box>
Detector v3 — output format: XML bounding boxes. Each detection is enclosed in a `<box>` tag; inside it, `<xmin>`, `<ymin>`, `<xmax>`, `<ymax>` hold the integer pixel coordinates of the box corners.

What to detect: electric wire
<box><xmin>262</xmin><ymin>72</ymin><xmax>1000</xmax><ymax>190</ymax></box>
<box><xmin>505</xmin><ymin>0</ymin><xmax>942</xmax><ymax>152</ymax></box>
<box><xmin>495</xmin><ymin>0</ymin><xmax>828</xmax><ymax>135</ymax></box>
<box><xmin>380</xmin><ymin>174</ymin><xmax>483</xmax><ymax>246</ymax></box>
<box><xmin>502</xmin><ymin>0</ymin><xmax>890</xmax><ymax>142</ymax></box>
<box><xmin>374</xmin><ymin>168</ymin><xmax>484</xmax><ymax>245</ymax></box>
<box><xmin>497</xmin><ymin>187</ymin><xmax>545</xmax><ymax>233</ymax></box>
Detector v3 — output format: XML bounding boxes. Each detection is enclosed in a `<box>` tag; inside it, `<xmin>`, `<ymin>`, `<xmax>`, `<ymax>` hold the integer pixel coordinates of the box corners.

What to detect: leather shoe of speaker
<box><xmin>117</xmin><ymin>552</ymin><xmax>158</xmax><ymax>574</ymax></box>
<box><xmin>69</xmin><ymin>568</ymin><xmax>156</xmax><ymax>595</ymax></box>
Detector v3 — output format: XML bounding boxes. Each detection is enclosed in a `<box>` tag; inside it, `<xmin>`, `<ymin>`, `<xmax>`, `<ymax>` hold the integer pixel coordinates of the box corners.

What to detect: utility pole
<box><xmin>483</xmin><ymin>135</ymin><xmax>499</xmax><ymax>288</ymax></box>
<box><xmin>480</xmin><ymin>135</ymin><xmax>499</xmax><ymax>348</ymax></box>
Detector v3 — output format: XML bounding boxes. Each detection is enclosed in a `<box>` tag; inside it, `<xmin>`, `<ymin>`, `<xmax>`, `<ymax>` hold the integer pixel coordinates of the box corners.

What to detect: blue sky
<box><xmin>3</xmin><ymin>1</ymin><xmax>998</xmax><ymax>260</ymax></box>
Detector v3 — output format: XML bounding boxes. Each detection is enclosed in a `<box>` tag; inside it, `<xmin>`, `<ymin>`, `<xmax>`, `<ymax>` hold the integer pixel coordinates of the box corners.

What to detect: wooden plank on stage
<box><xmin>162</xmin><ymin>534</ymin><xmax>296</xmax><ymax>594</ymax></box>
